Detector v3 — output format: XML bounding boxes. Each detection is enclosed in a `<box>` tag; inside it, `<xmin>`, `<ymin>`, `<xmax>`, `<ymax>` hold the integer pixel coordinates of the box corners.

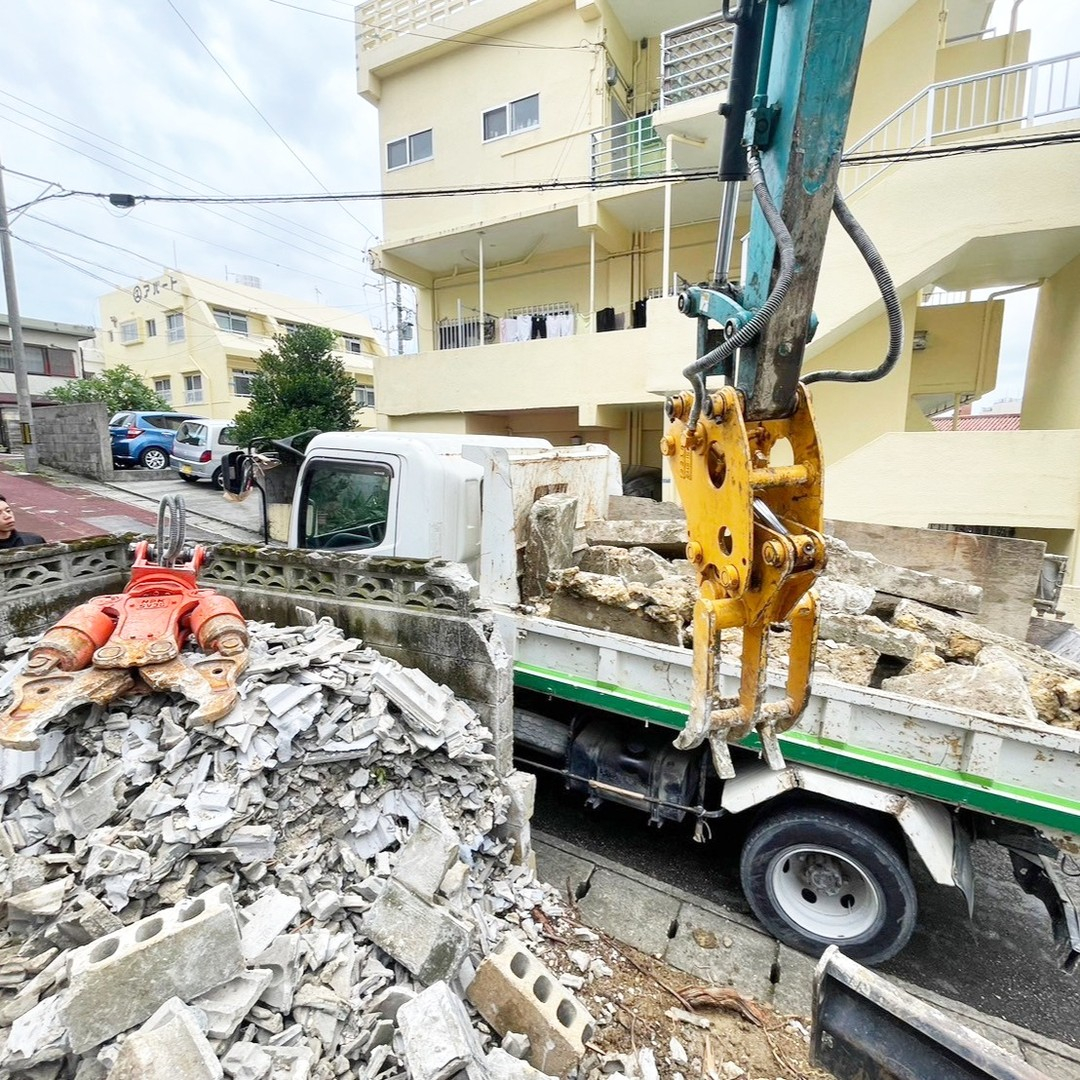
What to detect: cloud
<box><xmin>1</xmin><ymin>0</ymin><xmax>385</xmax><ymax>332</ymax></box>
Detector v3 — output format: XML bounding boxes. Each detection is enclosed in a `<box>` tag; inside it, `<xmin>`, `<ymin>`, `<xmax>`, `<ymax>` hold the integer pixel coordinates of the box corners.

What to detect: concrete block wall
<box><xmin>0</xmin><ymin>537</ymin><xmax>129</xmax><ymax>640</ymax></box>
<box><xmin>32</xmin><ymin>403</ymin><xmax>114</xmax><ymax>480</ymax></box>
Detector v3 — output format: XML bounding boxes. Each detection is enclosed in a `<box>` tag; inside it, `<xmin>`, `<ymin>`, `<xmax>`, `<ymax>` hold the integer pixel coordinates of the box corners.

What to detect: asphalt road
<box><xmin>531</xmin><ymin>770</ymin><xmax>1080</xmax><ymax>1048</ymax></box>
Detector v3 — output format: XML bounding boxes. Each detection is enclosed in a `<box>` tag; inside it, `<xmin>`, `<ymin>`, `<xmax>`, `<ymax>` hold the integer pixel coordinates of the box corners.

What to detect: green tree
<box><xmin>230</xmin><ymin>325</ymin><xmax>359</xmax><ymax>448</ymax></box>
<box><xmin>46</xmin><ymin>364</ymin><xmax>167</xmax><ymax>413</ymax></box>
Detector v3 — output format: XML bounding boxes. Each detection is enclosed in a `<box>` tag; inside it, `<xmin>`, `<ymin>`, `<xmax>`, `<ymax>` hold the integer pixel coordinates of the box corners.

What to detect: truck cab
<box><xmin>290</xmin><ymin>431</ymin><xmax>621</xmax><ymax>601</ymax></box>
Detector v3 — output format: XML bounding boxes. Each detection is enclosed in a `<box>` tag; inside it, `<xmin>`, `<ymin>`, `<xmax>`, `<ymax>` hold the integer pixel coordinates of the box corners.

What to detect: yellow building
<box><xmin>97</xmin><ymin>271</ymin><xmax>383</xmax><ymax>425</ymax></box>
<box><xmin>356</xmin><ymin>0</ymin><xmax>1080</xmax><ymax>610</ymax></box>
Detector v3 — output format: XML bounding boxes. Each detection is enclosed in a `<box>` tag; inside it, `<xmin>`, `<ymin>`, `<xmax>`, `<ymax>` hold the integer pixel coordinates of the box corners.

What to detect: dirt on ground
<box><xmin>523</xmin><ymin>903</ymin><xmax>832</xmax><ymax>1080</ymax></box>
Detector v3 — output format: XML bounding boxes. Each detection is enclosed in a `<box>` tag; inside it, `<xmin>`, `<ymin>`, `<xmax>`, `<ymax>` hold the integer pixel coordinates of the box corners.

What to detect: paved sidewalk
<box><xmin>534</xmin><ymin>831</ymin><xmax>1080</xmax><ymax>1079</ymax></box>
<box><xmin>0</xmin><ymin>456</ymin><xmax>264</xmax><ymax>544</ymax></box>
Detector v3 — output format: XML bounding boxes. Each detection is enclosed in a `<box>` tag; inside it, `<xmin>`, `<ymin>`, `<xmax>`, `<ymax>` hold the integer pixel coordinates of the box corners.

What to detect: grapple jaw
<box><xmin>0</xmin><ymin>496</ymin><xmax>248</xmax><ymax>749</ymax></box>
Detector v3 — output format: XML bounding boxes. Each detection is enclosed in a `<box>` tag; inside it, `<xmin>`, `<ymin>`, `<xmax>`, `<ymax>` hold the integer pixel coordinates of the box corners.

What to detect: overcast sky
<box><xmin>0</xmin><ymin>0</ymin><xmax>385</xmax><ymax>337</ymax></box>
<box><xmin>0</xmin><ymin>0</ymin><xmax>1076</xmax><ymax>390</ymax></box>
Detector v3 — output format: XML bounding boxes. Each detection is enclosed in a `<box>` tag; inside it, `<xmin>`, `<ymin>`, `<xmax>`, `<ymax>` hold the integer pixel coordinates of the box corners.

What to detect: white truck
<box><xmin>277</xmin><ymin>429</ymin><xmax>1080</xmax><ymax>970</ymax></box>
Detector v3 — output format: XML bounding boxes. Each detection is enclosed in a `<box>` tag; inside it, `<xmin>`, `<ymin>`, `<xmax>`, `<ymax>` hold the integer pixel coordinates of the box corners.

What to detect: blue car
<box><xmin>109</xmin><ymin>411</ymin><xmax>204</xmax><ymax>471</ymax></box>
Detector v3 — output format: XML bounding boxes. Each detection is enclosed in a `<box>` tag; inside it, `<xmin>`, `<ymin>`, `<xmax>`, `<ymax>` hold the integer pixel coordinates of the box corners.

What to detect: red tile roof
<box><xmin>930</xmin><ymin>413</ymin><xmax>1021</xmax><ymax>432</ymax></box>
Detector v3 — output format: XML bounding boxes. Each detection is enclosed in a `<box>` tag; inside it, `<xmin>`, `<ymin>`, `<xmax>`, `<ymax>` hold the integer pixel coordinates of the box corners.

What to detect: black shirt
<box><xmin>0</xmin><ymin>531</ymin><xmax>47</xmax><ymax>549</ymax></box>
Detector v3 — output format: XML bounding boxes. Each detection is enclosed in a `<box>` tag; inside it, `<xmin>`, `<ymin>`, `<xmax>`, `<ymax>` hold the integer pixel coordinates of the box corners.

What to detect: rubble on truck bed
<box><xmin>538</xmin><ymin>532</ymin><xmax>1080</xmax><ymax>731</ymax></box>
<box><xmin>0</xmin><ymin>617</ymin><xmax>619</xmax><ymax>1080</ymax></box>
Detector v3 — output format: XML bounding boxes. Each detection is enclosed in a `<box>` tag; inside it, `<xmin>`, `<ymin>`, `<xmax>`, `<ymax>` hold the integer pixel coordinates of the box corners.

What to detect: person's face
<box><xmin>0</xmin><ymin>501</ymin><xmax>14</xmax><ymax>538</ymax></box>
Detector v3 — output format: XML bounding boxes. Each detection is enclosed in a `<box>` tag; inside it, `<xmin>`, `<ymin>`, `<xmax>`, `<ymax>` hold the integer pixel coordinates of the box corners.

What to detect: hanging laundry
<box><xmin>596</xmin><ymin>307</ymin><xmax>616</xmax><ymax>332</ymax></box>
<box><xmin>530</xmin><ymin>315</ymin><xmax>548</xmax><ymax>339</ymax></box>
<box><xmin>547</xmin><ymin>313</ymin><xmax>574</xmax><ymax>338</ymax></box>
<box><xmin>632</xmin><ymin>299</ymin><xmax>647</xmax><ymax>329</ymax></box>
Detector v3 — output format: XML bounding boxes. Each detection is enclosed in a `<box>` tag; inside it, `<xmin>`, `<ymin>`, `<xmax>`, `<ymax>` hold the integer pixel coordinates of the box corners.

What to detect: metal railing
<box><xmin>660</xmin><ymin>14</ymin><xmax>735</xmax><ymax>109</ymax></box>
<box><xmin>357</xmin><ymin>0</ymin><xmax>485</xmax><ymax>52</ymax></box>
<box><xmin>842</xmin><ymin>50</ymin><xmax>1080</xmax><ymax>196</ymax></box>
<box><xmin>591</xmin><ymin>115</ymin><xmax>665</xmax><ymax>182</ymax></box>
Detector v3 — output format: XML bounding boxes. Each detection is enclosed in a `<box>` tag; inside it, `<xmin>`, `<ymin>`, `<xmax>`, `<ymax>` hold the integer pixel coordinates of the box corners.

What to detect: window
<box><xmin>119</xmin><ymin>320</ymin><xmax>140</xmax><ymax>344</ymax></box>
<box><xmin>154</xmin><ymin>378</ymin><xmax>172</xmax><ymax>404</ymax></box>
<box><xmin>0</xmin><ymin>343</ymin><xmax>73</xmax><ymax>376</ymax></box>
<box><xmin>279</xmin><ymin>321</ymin><xmax>301</xmax><ymax>336</ymax></box>
<box><xmin>483</xmin><ymin>94</ymin><xmax>539</xmax><ymax>141</ymax></box>
<box><xmin>184</xmin><ymin>373</ymin><xmax>203</xmax><ymax>404</ymax></box>
<box><xmin>166</xmin><ymin>312</ymin><xmax>185</xmax><ymax>343</ymax></box>
<box><xmin>343</xmin><ymin>336</ymin><xmax>364</xmax><ymax>355</ymax></box>
<box><xmin>355</xmin><ymin>385</ymin><xmax>375</xmax><ymax>408</ymax></box>
<box><xmin>299</xmin><ymin>461</ymin><xmax>392</xmax><ymax>551</ymax></box>
<box><xmin>233</xmin><ymin>370</ymin><xmax>258</xmax><ymax>397</ymax></box>
<box><xmin>386</xmin><ymin>128</ymin><xmax>433</xmax><ymax>170</ymax></box>
<box><xmin>213</xmin><ymin>309</ymin><xmax>249</xmax><ymax>335</ymax></box>
<box><xmin>146</xmin><ymin>319</ymin><xmax>158</xmax><ymax>338</ymax></box>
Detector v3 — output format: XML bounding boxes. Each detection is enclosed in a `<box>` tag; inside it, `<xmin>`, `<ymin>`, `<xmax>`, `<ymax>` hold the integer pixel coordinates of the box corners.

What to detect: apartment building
<box><xmin>0</xmin><ymin>313</ymin><xmax>94</xmax><ymax>448</ymax></box>
<box><xmin>356</xmin><ymin>0</ymin><xmax>1080</xmax><ymax>606</ymax></box>
<box><xmin>97</xmin><ymin>271</ymin><xmax>382</xmax><ymax>424</ymax></box>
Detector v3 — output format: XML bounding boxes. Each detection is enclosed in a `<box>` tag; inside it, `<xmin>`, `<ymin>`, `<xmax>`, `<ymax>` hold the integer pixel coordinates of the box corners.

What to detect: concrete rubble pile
<box><xmin>540</xmin><ymin>531</ymin><xmax>1080</xmax><ymax>731</ymax></box>
<box><xmin>0</xmin><ymin>617</ymin><xmax>617</xmax><ymax>1080</ymax></box>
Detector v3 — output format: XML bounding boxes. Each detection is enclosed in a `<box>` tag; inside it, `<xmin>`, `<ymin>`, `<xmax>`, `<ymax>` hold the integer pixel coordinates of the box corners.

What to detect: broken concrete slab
<box><xmin>818</xmin><ymin>613</ymin><xmax>928</xmax><ymax>660</ymax></box>
<box><xmin>363</xmin><ymin>878</ymin><xmax>471</xmax><ymax>986</ymax></box>
<box><xmin>577</xmin><ymin>545</ymin><xmax>688</xmax><ymax>587</ymax></box>
<box><xmin>192</xmin><ymin>969</ymin><xmax>273</xmax><ymax>1040</ymax></box>
<box><xmin>108</xmin><ymin>997</ymin><xmax>222</xmax><ymax>1080</ymax></box>
<box><xmin>824</xmin><ymin>536</ymin><xmax>982</xmax><ymax>615</ymax></box>
<box><xmin>583</xmin><ymin>519</ymin><xmax>688</xmax><ymax>558</ymax></box>
<box><xmin>391</xmin><ymin>815</ymin><xmax>461</xmax><ymax>902</ymax></box>
<box><xmin>883</xmin><ymin>646</ymin><xmax>1041</xmax><ymax>724</ymax></box>
<box><xmin>522</xmin><ymin>493</ymin><xmax>578</xmax><ymax>602</ymax></box>
<box><xmin>398</xmin><ymin>980</ymin><xmax>484</xmax><ymax>1080</ymax></box>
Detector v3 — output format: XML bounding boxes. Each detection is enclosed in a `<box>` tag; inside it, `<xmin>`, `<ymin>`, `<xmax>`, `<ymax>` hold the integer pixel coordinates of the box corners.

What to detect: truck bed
<box><xmin>501</xmin><ymin>613</ymin><xmax>1080</xmax><ymax>844</ymax></box>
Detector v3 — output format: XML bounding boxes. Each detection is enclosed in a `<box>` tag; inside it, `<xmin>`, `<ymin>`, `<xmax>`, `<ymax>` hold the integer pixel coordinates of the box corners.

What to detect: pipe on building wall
<box><xmin>589</xmin><ymin>231</ymin><xmax>596</xmax><ymax>332</ymax></box>
<box><xmin>478</xmin><ymin>232</ymin><xmax>485</xmax><ymax>344</ymax></box>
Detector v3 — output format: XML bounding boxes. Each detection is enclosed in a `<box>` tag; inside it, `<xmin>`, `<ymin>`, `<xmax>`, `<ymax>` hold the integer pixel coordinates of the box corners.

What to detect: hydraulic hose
<box><xmin>683</xmin><ymin>148</ymin><xmax>796</xmax><ymax>429</ymax></box>
<box><xmin>804</xmin><ymin>190</ymin><xmax>903</xmax><ymax>385</ymax></box>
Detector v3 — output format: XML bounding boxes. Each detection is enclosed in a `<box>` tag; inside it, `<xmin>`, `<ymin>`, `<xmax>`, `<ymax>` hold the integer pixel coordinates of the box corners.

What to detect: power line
<box><xmin>167</xmin><ymin>0</ymin><xmax>378</xmax><ymax>243</ymax></box>
<box><xmin>0</xmin><ymin>89</ymin><xmax>375</xmax><ymax>264</ymax></box>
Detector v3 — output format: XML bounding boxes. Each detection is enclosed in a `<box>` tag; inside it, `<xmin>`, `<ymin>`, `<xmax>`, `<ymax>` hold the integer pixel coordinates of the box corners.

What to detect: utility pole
<box><xmin>0</xmin><ymin>155</ymin><xmax>38</xmax><ymax>472</ymax></box>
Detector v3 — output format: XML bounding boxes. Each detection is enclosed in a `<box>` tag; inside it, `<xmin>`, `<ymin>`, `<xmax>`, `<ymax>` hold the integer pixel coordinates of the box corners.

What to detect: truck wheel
<box><xmin>739</xmin><ymin>806</ymin><xmax>917</xmax><ymax>966</ymax></box>
<box><xmin>140</xmin><ymin>447</ymin><xmax>169</xmax><ymax>471</ymax></box>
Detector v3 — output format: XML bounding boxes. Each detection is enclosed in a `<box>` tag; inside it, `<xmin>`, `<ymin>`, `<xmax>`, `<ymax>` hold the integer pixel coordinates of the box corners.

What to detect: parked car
<box><xmin>109</xmin><ymin>411</ymin><xmax>204</xmax><ymax>471</ymax></box>
<box><xmin>170</xmin><ymin>419</ymin><xmax>240</xmax><ymax>489</ymax></box>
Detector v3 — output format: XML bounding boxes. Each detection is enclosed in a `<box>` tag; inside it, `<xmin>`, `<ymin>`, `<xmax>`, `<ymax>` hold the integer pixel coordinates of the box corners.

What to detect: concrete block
<box><xmin>363</xmin><ymin>878</ymin><xmax>471</xmax><ymax>986</ymax></box>
<box><xmin>393</xmin><ymin>817</ymin><xmax>461</xmax><ymax>901</ymax></box>
<box><xmin>61</xmin><ymin>884</ymin><xmax>244</xmax><ymax>1053</ymax></box>
<box><xmin>192</xmin><ymin>968</ymin><xmax>273</xmax><ymax>1039</ymax></box>
<box><xmin>398</xmin><ymin>980</ymin><xmax>484</xmax><ymax>1080</ymax></box>
<box><xmin>484</xmin><ymin>1047</ymin><xmax>555</xmax><ymax>1080</ymax></box>
<box><xmin>577</xmin><ymin>545</ymin><xmax>682</xmax><ymax>586</ymax></box>
<box><xmin>108</xmin><ymin>997</ymin><xmax>222</xmax><ymax>1080</ymax></box>
<box><xmin>240</xmin><ymin>887</ymin><xmax>302</xmax><ymax>959</ymax></box>
<box><xmin>502</xmin><ymin>770</ymin><xmax>536</xmax><ymax>828</ymax></box>
<box><xmin>467</xmin><ymin>936</ymin><xmax>595</xmax><ymax>1077</ymax></box>
<box><xmin>818</xmin><ymin>613</ymin><xmax>926</xmax><ymax>659</ymax></box>
<box><xmin>584</xmin><ymin>518</ymin><xmax>688</xmax><ymax>558</ymax></box>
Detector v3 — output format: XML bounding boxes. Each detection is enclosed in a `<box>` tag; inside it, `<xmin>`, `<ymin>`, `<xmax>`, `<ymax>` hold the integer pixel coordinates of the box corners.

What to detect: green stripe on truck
<box><xmin>514</xmin><ymin>663</ymin><xmax>1080</xmax><ymax>836</ymax></box>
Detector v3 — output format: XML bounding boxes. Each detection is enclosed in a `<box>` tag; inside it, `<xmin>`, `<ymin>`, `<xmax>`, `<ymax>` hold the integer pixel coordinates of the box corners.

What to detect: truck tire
<box><xmin>739</xmin><ymin>805</ymin><xmax>917</xmax><ymax>966</ymax></box>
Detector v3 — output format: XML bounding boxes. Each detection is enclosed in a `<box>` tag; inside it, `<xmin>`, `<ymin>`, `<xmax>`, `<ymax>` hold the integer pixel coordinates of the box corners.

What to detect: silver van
<box><xmin>170</xmin><ymin>419</ymin><xmax>240</xmax><ymax>489</ymax></box>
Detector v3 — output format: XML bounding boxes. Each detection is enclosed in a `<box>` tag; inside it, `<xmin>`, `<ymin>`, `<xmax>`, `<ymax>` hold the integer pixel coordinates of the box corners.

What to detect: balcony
<box><xmin>591</xmin><ymin>115</ymin><xmax>665</xmax><ymax>182</ymax></box>
<box><xmin>357</xmin><ymin>0</ymin><xmax>486</xmax><ymax>52</ymax></box>
<box><xmin>659</xmin><ymin>14</ymin><xmax>734</xmax><ymax>110</ymax></box>
<box><xmin>842</xmin><ymin>50</ymin><xmax>1080</xmax><ymax>197</ymax></box>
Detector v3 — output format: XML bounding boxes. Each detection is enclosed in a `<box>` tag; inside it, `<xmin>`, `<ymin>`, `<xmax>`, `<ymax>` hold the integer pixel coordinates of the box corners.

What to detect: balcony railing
<box><xmin>842</xmin><ymin>50</ymin><xmax>1080</xmax><ymax>196</ymax></box>
<box><xmin>660</xmin><ymin>14</ymin><xmax>734</xmax><ymax>110</ymax></box>
<box><xmin>357</xmin><ymin>0</ymin><xmax>485</xmax><ymax>52</ymax></box>
<box><xmin>591</xmin><ymin>115</ymin><xmax>665</xmax><ymax>182</ymax></box>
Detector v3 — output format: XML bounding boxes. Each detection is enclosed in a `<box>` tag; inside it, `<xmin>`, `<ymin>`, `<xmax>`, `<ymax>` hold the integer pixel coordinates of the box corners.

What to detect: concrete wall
<box><xmin>32</xmin><ymin>402</ymin><xmax>114</xmax><ymax>480</ymax></box>
<box><xmin>1022</xmin><ymin>254</ymin><xmax>1080</xmax><ymax>431</ymax></box>
<box><xmin>909</xmin><ymin>300</ymin><xmax>1003</xmax><ymax>400</ymax></box>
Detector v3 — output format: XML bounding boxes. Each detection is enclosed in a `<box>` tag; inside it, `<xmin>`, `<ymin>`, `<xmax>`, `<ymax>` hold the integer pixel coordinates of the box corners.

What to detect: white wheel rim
<box><xmin>766</xmin><ymin>844</ymin><xmax>884</xmax><ymax>941</ymax></box>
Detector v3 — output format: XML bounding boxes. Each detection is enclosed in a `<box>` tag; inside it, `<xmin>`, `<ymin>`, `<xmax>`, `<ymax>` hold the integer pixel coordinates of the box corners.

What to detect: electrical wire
<box><xmin>30</xmin><ymin>125</ymin><xmax>1075</xmax><ymax>212</ymax></box>
<box><xmin>0</xmin><ymin>89</ymin><xmax>375</xmax><ymax>263</ymax></box>
<box><xmin>166</xmin><ymin>0</ymin><xmax>378</xmax><ymax>243</ymax></box>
